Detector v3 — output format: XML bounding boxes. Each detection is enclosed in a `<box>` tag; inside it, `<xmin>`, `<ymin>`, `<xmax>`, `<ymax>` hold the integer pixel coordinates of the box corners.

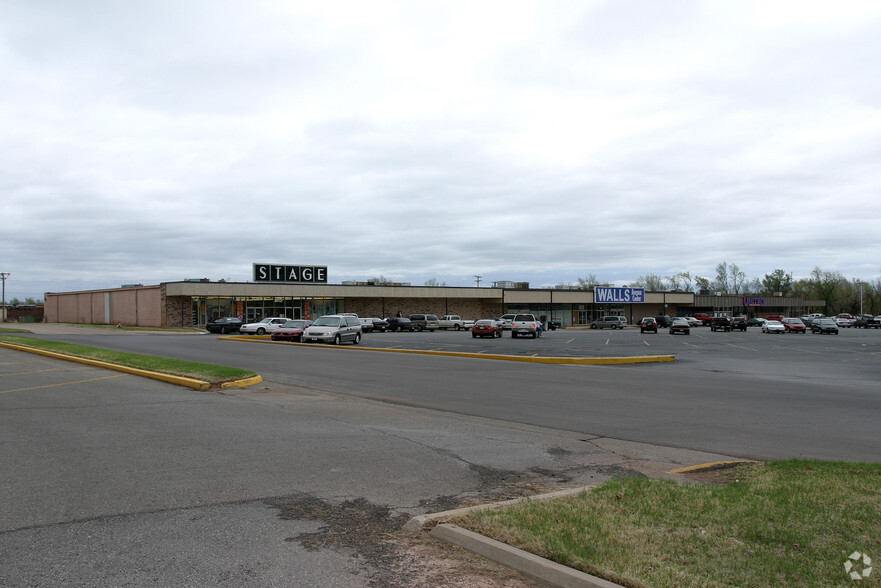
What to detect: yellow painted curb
<box><xmin>0</xmin><ymin>341</ymin><xmax>211</xmax><ymax>390</ymax></box>
<box><xmin>220</xmin><ymin>336</ymin><xmax>675</xmax><ymax>365</ymax></box>
<box><xmin>221</xmin><ymin>375</ymin><xmax>264</xmax><ymax>389</ymax></box>
<box><xmin>668</xmin><ymin>460</ymin><xmax>754</xmax><ymax>474</ymax></box>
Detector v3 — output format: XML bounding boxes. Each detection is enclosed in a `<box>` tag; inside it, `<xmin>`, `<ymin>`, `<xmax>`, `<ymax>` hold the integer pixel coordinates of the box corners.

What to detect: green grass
<box><xmin>453</xmin><ymin>460</ymin><xmax>881</xmax><ymax>587</ymax></box>
<box><xmin>0</xmin><ymin>335</ymin><xmax>256</xmax><ymax>384</ymax></box>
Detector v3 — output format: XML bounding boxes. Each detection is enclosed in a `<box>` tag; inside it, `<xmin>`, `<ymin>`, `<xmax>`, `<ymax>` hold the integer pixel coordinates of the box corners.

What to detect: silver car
<box><xmin>302</xmin><ymin>315</ymin><xmax>362</xmax><ymax>344</ymax></box>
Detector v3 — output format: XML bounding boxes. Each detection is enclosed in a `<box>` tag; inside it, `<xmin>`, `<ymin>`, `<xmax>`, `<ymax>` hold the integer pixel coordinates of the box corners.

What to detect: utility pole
<box><xmin>0</xmin><ymin>272</ymin><xmax>8</xmax><ymax>322</ymax></box>
<box><xmin>473</xmin><ymin>275</ymin><xmax>482</xmax><ymax>288</ymax></box>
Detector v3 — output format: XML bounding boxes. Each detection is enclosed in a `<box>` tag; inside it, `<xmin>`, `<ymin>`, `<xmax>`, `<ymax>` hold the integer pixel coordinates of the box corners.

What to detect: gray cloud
<box><xmin>2</xmin><ymin>1</ymin><xmax>880</xmax><ymax>300</ymax></box>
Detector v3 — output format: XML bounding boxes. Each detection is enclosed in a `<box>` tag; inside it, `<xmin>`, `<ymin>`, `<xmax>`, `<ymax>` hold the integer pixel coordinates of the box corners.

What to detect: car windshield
<box><xmin>672</xmin><ymin>318</ymin><xmax>687</xmax><ymax>324</ymax></box>
<box><xmin>475</xmin><ymin>320</ymin><xmax>492</xmax><ymax>325</ymax></box>
<box><xmin>312</xmin><ymin>316</ymin><xmax>342</xmax><ymax>327</ymax></box>
<box><xmin>282</xmin><ymin>321</ymin><xmax>306</xmax><ymax>328</ymax></box>
<box><xmin>819</xmin><ymin>319</ymin><xmax>835</xmax><ymax>325</ymax></box>
<box><xmin>787</xmin><ymin>319</ymin><xmax>804</xmax><ymax>324</ymax></box>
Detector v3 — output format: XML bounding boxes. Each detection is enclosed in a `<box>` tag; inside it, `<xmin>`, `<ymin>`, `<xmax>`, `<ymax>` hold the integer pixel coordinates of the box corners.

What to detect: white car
<box><xmin>761</xmin><ymin>320</ymin><xmax>785</xmax><ymax>334</ymax></box>
<box><xmin>684</xmin><ymin>316</ymin><xmax>701</xmax><ymax>327</ymax></box>
<box><xmin>240</xmin><ymin>317</ymin><xmax>291</xmax><ymax>335</ymax></box>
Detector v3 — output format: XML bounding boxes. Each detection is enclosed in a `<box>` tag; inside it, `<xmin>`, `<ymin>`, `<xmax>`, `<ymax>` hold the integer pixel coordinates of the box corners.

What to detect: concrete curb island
<box><xmin>220</xmin><ymin>335</ymin><xmax>676</xmax><ymax>365</ymax></box>
<box><xmin>404</xmin><ymin>486</ymin><xmax>622</xmax><ymax>588</ymax></box>
<box><xmin>0</xmin><ymin>341</ymin><xmax>262</xmax><ymax>390</ymax></box>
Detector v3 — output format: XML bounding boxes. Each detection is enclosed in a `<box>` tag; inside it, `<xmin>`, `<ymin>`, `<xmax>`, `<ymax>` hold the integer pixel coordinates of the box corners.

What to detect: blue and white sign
<box><xmin>595</xmin><ymin>287</ymin><xmax>645</xmax><ymax>303</ymax></box>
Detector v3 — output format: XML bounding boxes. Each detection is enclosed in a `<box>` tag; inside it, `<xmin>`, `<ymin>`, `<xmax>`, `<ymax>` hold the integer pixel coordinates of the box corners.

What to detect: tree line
<box><xmin>578</xmin><ymin>264</ymin><xmax>881</xmax><ymax>316</ymax></box>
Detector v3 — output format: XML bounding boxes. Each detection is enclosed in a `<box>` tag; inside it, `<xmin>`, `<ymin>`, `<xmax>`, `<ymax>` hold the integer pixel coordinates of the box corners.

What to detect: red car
<box><xmin>270</xmin><ymin>319</ymin><xmax>313</xmax><ymax>341</ymax></box>
<box><xmin>472</xmin><ymin>319</ymin><xmax>502</xmax><ymax>338</ymax></box>
<box><xmin>781</xmin><ymin>318</ymin><xmax>806</xmax><ymax>333</ymax></box>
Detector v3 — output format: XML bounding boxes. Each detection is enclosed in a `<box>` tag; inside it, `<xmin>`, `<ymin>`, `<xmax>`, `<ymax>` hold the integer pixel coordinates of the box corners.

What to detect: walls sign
<box><xmin>253</xmin><ymin>264</ymin><xmax>327</xmax><ymax>284</ymax></box>
<box><xmin>594</xmin><ymin>287</ymin><xmax>645</xmax><ymax>303</ymax></box>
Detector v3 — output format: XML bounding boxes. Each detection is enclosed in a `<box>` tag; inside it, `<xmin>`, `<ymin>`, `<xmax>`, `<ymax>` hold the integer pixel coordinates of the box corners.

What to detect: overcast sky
<box><xmin>3</xmin><ymin>1</ymin><xmax>880</xmax><ymax>300</ymax></box>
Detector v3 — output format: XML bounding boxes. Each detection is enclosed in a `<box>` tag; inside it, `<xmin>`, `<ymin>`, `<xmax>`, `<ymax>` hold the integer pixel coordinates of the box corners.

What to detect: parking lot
<box><xmin>235</xmin><ymin>323</ymin><xmax>881</xmax><ymax>367</ymax></box>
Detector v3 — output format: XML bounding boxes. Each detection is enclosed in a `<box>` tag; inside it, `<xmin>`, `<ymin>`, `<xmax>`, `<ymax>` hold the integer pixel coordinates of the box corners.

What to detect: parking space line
<box><xmin>566</xmin><ymin>338</ymin><xmax>575</xmax><ymax>343</ymax></box>
<box><xmin>726</xmin><ymin>343</ymin><xmax>760</xmax><ymax>351</ymax></box>
<box><xmin>1</xmin><ymin>373</ymin><xmax>129</xmax><ymax>395</ymax></box>
<box><xmin>1</xmin><ymin>368</ymin><xmax>71</xmax><ymax>377</ymax></box>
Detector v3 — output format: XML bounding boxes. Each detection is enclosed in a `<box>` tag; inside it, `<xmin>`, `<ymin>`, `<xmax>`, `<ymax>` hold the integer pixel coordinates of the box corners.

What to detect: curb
<box><xmin>404</xmin><ymin>485</ymin><xmax>622</xmax><ymax>588</ymax></box>
<box><xmin>220</xmin><ymin>336</ymin><xmax>675</xmax><ymax>365</ymax></box>
<box><xmin>0</xmin><ymin>341</ymin><xmax>261</xmax><ymax>391</ymax></box>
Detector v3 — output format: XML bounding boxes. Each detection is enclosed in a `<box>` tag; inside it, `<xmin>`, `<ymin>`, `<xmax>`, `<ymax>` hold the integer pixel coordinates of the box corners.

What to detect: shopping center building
<box><xmin>43</xmin><ymin>263</ymin><xmax>825</xmax><ymax>328</ymax></box>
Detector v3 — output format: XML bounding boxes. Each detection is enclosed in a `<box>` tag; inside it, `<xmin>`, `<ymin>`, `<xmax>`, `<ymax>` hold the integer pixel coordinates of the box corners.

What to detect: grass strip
<box><xmin>453</xmin><ymin>460</ymin><xmax>881</xmax><ymax>587</ymax></box>
<box><xmin>0</xmin><ymin>335</ymin><xmax>256</xmax><ymax>384</ymax></box>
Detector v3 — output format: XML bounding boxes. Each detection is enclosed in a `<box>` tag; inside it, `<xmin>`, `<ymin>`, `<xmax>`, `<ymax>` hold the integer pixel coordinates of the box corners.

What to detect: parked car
<box><xmin>439</xmin><ymin>315</ymin><xmax>474</xmax><ymax>330</ymax></box>
<box><xmin>471</xmin><ymin>319</ymin><xmax>502</xmax><ymax>338</ymax></box>
<box><xmin>811</xmin><ymin>318</ymin><xmax>839</xmax><ymax>335</ymax></box>
<box><xmin>730</xmin><ymin>317</ymin><xmax>747</xmax><ymax>331</ymax></box>
<box><xmin>684</xmin><ymin>316</ymin><xmax>702</xmax><ymax>327</ymax></box>
<box><xmin>762</xmin><ymin>320</ymin><xmax>786</xmax><ymax>334</ymax></box>
<box><xmin>370</xmin><ymin>317</ymin><xmax>390</xmax><ymax>332</ymax></box>
<box><xmin>408</xmin><ymin>313</ymin><xmax>440</xmax><ymax>332</ymax></box>
<box><xmin>302</xmin><ymin>315</ymin><xmax>362</xmax><ymax>344</ymax></box>
<box><xmin>387</xmin><ymin>317</ymin><xmax>418</xmax><ymax>332</ymax></box>
<box><xmin>499</xmin><ymin>314</ymin><xmax>517</xmax><ymax>330</ymax></box>
<box><xmin>511</xmin><ymin>314</ymin><xmax>540</xmax><ymax>338</ymax></box>
<box><xmin>710</xmin><ymin>317</ymin><xmax>732</xmax><ymax>332</ymax></box>
<box><xmin>747</xmin><ymin>317</ymin><xmax>767</xmax><ymax>327</ymax></box>
<box><xmin>834</xmin><ymin>315</ymin><xmax>855</xmax><ymax>328</ymax></box>
<box><xmin>669</xmin><ymin>317</ymin><xmax>690</xmax><ymax>335</ymax></box>
<box><xmin>781</xmin><ymin>318</ymin><xmax>806</xmax><ymax>333</ymax></box>
<box><xmin>590</xmin><ymin>316</ymin><xmax>628</xmax><ymax>329</ymax></box>
<box><xmin>206</xmin><ymin>317</ymin><xmax>243</xmax><ymax>334</ymax></box>
<box><xmin>854</xmin><ymin>315</ymin><xmax>881</xmax><ymax>328</ymax></box>
<box><xmin>271</xmin><ymin>319</ymin><xmax>313</xmax><ymax>341</ymax></box>
<box><xmin>358</xmin><ymin>317</ymin><xmax>375</xmax><ymax>332</ymax></box>
<box><xmin>240</xmin><ymin>317</ymin><xmax>291</xmax><ymax>335</ymax></box>
<box><xmin>652</xmin><ymin>315</ymin><xmax>673</xmax><ymax>328</ymax></box>
<box><xmin>639</xmin><ymin>317</ymin><xmax>658</xmax><ymax>333</ymax></box>
<box><xmin>691</xmin><ymin>312</ymin><xmax>714</xmax><ymax>326</ymax></box>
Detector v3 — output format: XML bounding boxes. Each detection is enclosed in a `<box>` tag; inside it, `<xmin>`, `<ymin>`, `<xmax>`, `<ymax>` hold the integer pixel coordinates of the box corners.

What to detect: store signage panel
<box><xmin>743</xmin><ymin>297</ymin><xmax>765</xmax><ymax>306</ymax></box>
<box><xmin>253</xmin><ymin>264</ymin><xmax>327</xmax><ymax>283</ymax></box>
<box><xmin>594</xmin><ymin>287</ymin><xmax>645</xmax><ymax>303</ymax></box>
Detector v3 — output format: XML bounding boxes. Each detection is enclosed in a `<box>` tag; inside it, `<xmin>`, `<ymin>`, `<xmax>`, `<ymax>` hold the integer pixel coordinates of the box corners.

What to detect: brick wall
<box><xmin>344</xmin><ymin>298</ymin><xmax>502</xmax><ymax>320</ymax></box>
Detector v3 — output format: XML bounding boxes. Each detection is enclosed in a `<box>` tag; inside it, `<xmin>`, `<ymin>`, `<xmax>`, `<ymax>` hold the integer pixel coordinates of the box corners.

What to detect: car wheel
<box><xmin>512</xmin><ymin>332</ymin><xmax>517</xmax><ymax>338</ymax></box>
<box><xmin>496</xmin><ymin>330</ymin><xmax>502</xmax><ymax>338</ymax></box>
<box><xmin>472</xmin><ymin>333</ymin><xmax>477</xmax><ymax>338</ymax></box>
<box><xmin>417</xmin><ymin>325</ymin><xmax>424</xmax><ymax>332</ymax></box>
<box><xmin>590</xmin><ymin>324</ymin><xmax>597</xmax><ymax>329</ymax></box>
<box><xmin>353</xmin><ymin>333</ymin><xmax>361</xmax><ymax>344</ymax></box>
<box><xmin>256</xmin><ymin>328</ymin><xmax>265</xmax><ymax>335</ymax></box>
<box><xmin>333</xmin><ymin>334</ymin><xmax>341</xmax><ymax>345</ymax></box>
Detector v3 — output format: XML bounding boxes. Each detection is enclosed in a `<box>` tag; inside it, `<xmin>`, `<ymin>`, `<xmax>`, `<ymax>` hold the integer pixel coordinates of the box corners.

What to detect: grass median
<box><xmin>453</xmin><ymin>460</ymin><xmax>881</xmax><ymax>586</ymax></box>
<box><xmin>0</xmin><ymin>335</ymin><xmax>256</xmax><ymax>385</ymax></box>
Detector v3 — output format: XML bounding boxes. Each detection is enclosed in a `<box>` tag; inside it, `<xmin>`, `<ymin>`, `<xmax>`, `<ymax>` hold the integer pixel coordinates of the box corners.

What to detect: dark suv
<box><xmin>710</xmin><ymin>317</ymin><xmax>733</xmax><ymax>332</ymax></box>
<box><xmin>730</xmin><ymin>317</ymin><xmax>747</xmax><ymax>331</ymax></box>
<box><xmin>652</xmin><ymin>315</ymin><xmax>673</xmax><ymax>328</ymax></box>
<box><xmin>639</xmin><ymin>317</ymin><xmax>658</xmax><ymax>333</ymax></box>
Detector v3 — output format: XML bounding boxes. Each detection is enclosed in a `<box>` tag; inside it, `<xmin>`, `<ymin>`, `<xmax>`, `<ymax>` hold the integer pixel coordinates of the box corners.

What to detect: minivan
<box><xmin>408</xmin><ymin>314</ymin><xmax>440</xmax><ymax>331</ymax></box>
<box><xmin>302</xmin><ymin>315</ymin><xmax>362</xmax><ymax>344</ymax></box>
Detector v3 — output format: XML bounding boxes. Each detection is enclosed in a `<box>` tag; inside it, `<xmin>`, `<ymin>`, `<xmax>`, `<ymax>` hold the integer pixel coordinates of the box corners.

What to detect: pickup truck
<box><xmin>691</xmin><ymin>312</ymin><xmax>714</xmax><ymax>326</ymax></box>
<box><xmin>511</xmin><ymin>314</ymin><xmax>539</xmax><ymax>338</ymax></box>
<box><xmin>438</xmin><ymin>315</ymin><xmax>474</xmax><ymax>330</ymax></box>
<box><xmin>854</xmin><ymin>315</ymin><xmax>881</xmax><ymax>328</ymax></box>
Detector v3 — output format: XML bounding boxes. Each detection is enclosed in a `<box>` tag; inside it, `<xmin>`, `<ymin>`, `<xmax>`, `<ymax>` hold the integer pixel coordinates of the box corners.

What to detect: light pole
<box><xmin>0</xmin><ymin>272</ymin><xmax>8</xmax><ymax>322</ymax></box>
<box><xmin>474</xmin><ymin>275</ymin><xmax>482</xmax><ymax>287</ymax></box>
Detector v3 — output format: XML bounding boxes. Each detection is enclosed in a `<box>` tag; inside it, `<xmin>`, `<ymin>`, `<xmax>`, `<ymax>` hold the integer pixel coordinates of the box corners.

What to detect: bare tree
<box><xmin>577</xmin><ymin>274</ymin><xmax>600</xmax><ymax>290</ymax></box>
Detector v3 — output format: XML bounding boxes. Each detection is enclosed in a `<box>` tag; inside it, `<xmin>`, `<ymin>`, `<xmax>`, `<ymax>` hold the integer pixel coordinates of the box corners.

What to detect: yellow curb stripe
<box><xmin>219</xmin><ymin>336</ymin><xmax>675</xmax><ymax>365</ymax></box>
<box><xmin>0</xmin><ymin>342</ymin><xmax>211</xmax><ymax>390</ymax></box>
<box><xmin>221</xmin><ymin>375</ymin><xmax>263</xmax><ymax>389</ymax></box>
<box><xmin>668</xmin><ymin>461</ymin><xmax>754</xmax><ymax>474</ymax></box>
<box><xmin>1</xmin><ymin>374</ymin><xmax>128</xmax><ymax>394</ymax></box>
